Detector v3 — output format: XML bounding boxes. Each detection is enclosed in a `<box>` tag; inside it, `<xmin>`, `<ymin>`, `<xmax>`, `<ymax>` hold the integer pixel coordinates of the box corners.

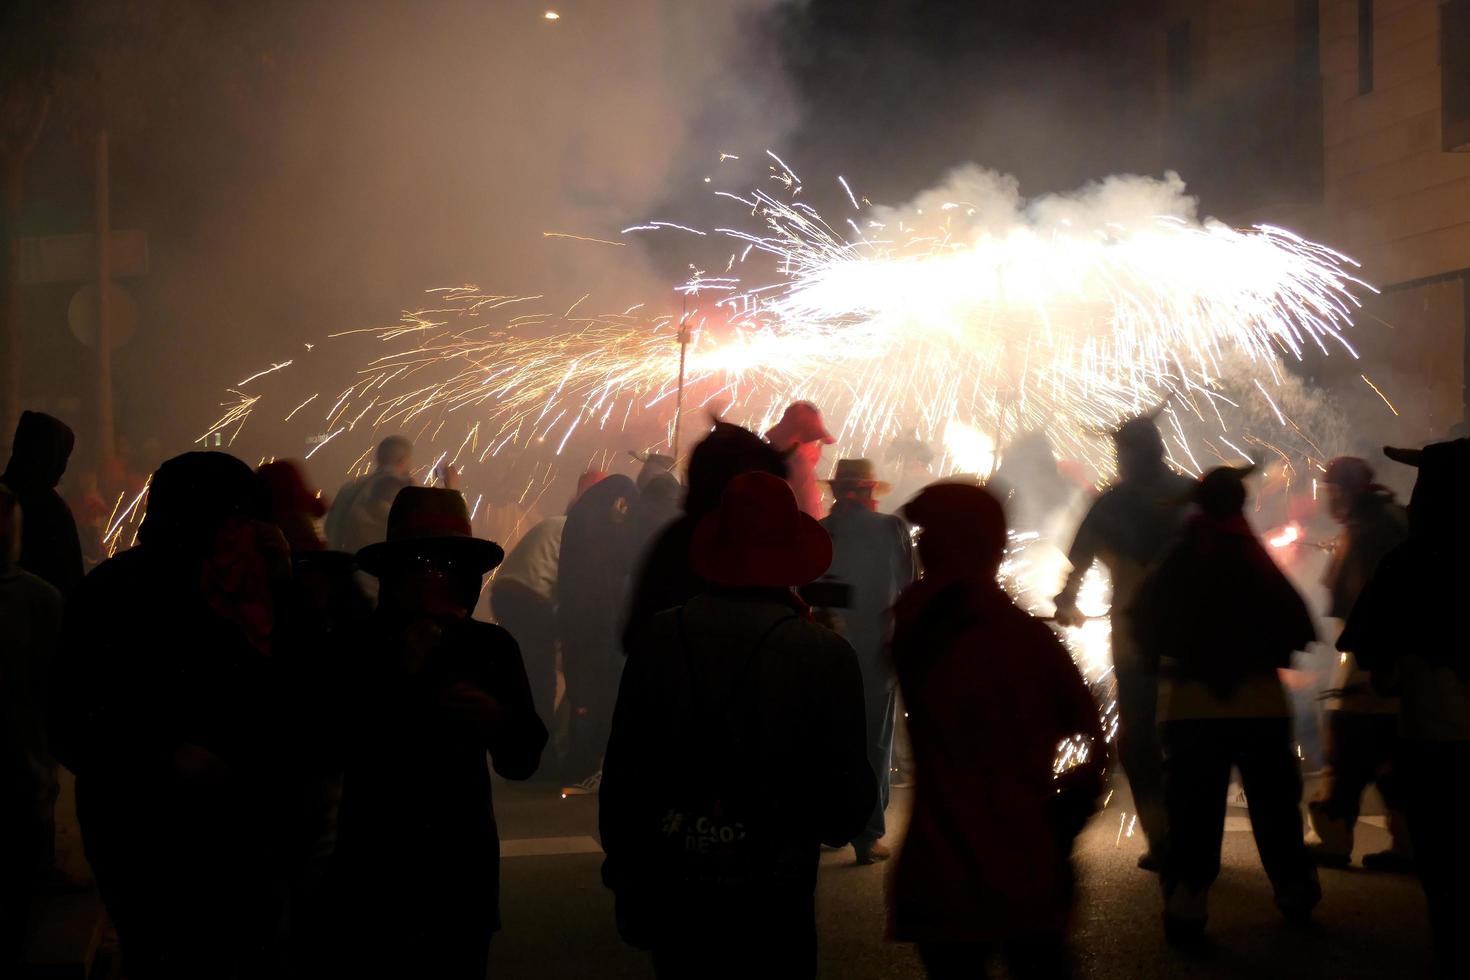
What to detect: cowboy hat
<box><xmin>822</xmin><ymin>458</ymin><xmax>891</xmax><ymax>494</ymax></box>
<box><xmin>357</xmin><ymin>486</ymin><xmax>504</xmax><ymax>577</ymax></box>
<box><xmin>691</xmin><ymin>471</ymin><xmax>832</xmax><ymax>588</ymax></box>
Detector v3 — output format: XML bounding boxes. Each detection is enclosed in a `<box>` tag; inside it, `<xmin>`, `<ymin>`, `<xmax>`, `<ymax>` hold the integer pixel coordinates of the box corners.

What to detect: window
<box><xmin>1166</xmin><ymin>21</ymin><xmax>1191</xmax><ymax>100</ymax></box>
<box><xmin>1357</xmin><ymin>0</ymin><xmax>1373</xmax><ymax>95</ymax></box>
<box><xmin>1446</xmin><ymin>0</ymin><xmax>1470</xmax><ymax>151</ymax></box>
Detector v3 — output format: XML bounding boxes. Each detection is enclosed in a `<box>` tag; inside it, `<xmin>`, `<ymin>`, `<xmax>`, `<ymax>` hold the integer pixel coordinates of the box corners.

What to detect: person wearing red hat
<box><xmin>1307</xmin><ymin>456</ymin><xmax>1412</xmax><ymax>871</ymax></box>
<box><xmin>889</xmin><ymin>482</ymin><xmax>1104</xmax><ymax>979</ymax></box>
<box><xmin>334</xmin><ymin>487</ymin><xmax>547</xmax><ymax>979</ymax></box>
<box><xmin>765</xmin><ymin>400</ymin><xmax>838</xmax><ymax>519</ymax></box>
<box><xmin>601</xmin><ymin>472</ymin><xmax>873</xmax><ymax>979</ymax></box>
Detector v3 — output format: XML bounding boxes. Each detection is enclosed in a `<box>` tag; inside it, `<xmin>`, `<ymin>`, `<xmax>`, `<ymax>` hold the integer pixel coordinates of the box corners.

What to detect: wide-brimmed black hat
<box><xmin>357</xmin><ymin>486</ymin><xmax>503</xmax><ymax>577</ymax></box>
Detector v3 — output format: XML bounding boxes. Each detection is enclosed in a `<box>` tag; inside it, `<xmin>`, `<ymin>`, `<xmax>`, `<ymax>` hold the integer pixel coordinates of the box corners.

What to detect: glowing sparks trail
<box><xmin>202</xmin><ymin>162</ymin><xmax>1373</xmax><ymax>510</ymax></box>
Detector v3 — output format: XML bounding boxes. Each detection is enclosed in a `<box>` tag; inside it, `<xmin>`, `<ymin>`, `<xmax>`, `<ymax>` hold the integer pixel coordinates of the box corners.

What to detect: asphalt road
<box><xmin>487</xmin><ymin>778</ymin><xmax>1435</xmax><ymax>980</ymax></box>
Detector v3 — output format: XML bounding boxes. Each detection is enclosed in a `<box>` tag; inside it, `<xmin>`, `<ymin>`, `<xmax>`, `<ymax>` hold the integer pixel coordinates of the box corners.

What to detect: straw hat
<box><xmin>822</xmin><ymin>458</ymin><xmax>891</xmax><ymax>494</ymax></box>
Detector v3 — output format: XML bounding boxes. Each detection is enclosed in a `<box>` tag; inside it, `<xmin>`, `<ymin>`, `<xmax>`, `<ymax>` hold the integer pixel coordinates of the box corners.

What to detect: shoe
<box><xmin>1360</xmin><ymin>849</ymin><xmax>1415</xmax><ymax>874</ymax></box>
<box><xmin>1137</xmin><ymin>850</ymin><xmax>1164</xmax><ymax>873</ymax></box>
<box><xmin>1306</xmin><ymin>844</ymin><xmax>1352</xmax><ymax>869</ymax></box>
<box><xmin>854</xmin><ymin>841</ymin><xmax>892</xmax><ymax>866</ymax></box>
<box><xmin>560</xmin><ymin>771</ymin><xmax>602</xmax><ymax>798</ymax></box>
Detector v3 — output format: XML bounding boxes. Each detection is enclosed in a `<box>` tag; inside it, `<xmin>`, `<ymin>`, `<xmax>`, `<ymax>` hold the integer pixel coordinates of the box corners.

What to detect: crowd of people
<box><xmin>0</xmin><ymin>401</ymin><xmax>1466</xmax><ymax>979</ymax></box>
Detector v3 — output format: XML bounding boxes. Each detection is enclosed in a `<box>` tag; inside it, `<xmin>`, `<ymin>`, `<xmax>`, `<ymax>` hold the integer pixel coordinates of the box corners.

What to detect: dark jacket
<box><xmin>334</xmin><ymin>615</ymin><xmax>546</xmax><ymax>929</ymax></box>
<box><xmin>601</xmin><ymin>592</ymin><xmax>873</xmax><ymax>944</ymax></box>
<box><xmin>818</xmin><ymin>503</ymin><xmax>914</xmax><ymax>679</ymax></box>
<box><xmin>1132</xmin><ymin>513</ymin><xmax>1315</xmax><ymax>696</ymax></box>
<box><xmin>2</xmin><ymin>411</ymin><xmax>84</xmax><ymax>595</ymax></box>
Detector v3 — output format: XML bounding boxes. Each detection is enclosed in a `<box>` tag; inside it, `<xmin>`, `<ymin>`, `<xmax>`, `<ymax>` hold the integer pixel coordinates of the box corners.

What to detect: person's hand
<box><xmin>441</xmin><ymin>682</ymin><xmax>504</xmax><ymax>730</ymax></box>
<box><xmin>1053</xmin><ymin>594</ymin><xmax>1084</xmax><ymax>628</ymax></box>
<box><xmin>173</xmin><ymin>742</ymin><xmax>226</xmax><ymax>783</ymax></box>
<box><xmin>435</xmin><ymin>464</ymin><xmax>460</xmax><ymax>489</ymax></box>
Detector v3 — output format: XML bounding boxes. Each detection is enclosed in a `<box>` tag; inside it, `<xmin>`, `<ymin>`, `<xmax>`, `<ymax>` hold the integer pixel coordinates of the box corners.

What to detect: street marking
<box><xmin>501</xmin><ymin>836</ymin><xmax>602</xmax><ymax>858</ymax></box>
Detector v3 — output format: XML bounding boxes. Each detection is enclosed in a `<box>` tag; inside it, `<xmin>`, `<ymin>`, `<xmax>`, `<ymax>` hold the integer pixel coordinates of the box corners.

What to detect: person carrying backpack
<box><xmin>601</xmin><ymin>472</ymin><xmax>874</xmax><ymax>980</ymax></box>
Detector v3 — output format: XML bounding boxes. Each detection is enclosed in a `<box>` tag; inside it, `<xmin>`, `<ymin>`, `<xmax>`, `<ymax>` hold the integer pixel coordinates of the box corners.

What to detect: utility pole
<box><xmin>94</xmin><ymin>129</ymin><xmax>115</xmax><ymax>461</ymax></box>
<box><xmin>671</xmin><ymin>295</ymin><xmax>691</xmax><ymax>461</ymax></box>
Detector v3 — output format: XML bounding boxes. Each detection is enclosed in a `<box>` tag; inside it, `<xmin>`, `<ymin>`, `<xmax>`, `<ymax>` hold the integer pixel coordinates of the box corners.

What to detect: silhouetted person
<box><xmin>989</xmin><ymin>431</ymin><xmax>1078</xmax><ymax>535</ymax></box>
<box><xmin>50</xmin><ymin>452</ymin><xmax>317</xmax><ymax>979</ymax></box>
<box><xmin>630</xmin><ymin>451</ymin><xmax>682</xmax><ymax>561</ymax></box>
<box><xmin>1132</xmin><ymin>466</ymin><xmax>1320</xmax><ymax>942</ymax></box>
<box><xmin>1338</xmin><ymin>438</ymin><xmax>1470</xmax><ymax>979</ymax></box>
<box><xmin>624</xmin><ymin>421</ymin><xmax>787</xmax><ymax>648</ymax></box>
<box><xmin>890</xmin><ymin>482</ymin><xmax>1103</xmax><ymax>980</ymax></box>
<box><xmin>817</xmin><ymin>458</ymin><xmax>914</xmax><ymax>864</ymax></box>
<box><xmin>765</xmin><ymin>400</ymin><xmax>838</xmax><ymax>519</ymax></box>
<box><xmin>323</xmin><ymin>434</ymin><xmax>413</xmax><ymax>554</ymax></box>
<box><xmin>1054</xmin><ymin>413</ymin><xmax>1194</xmax><ymax>868</ymax></box>
<box><xmin>334</xmin><ymin>487</ymin><xmax>546</xmax><ymax>979</ymax></box>
<box><xmin>0</xmin><ymin>484</ymin><xmax>64</xmax><ymax>971</ymax></box>
<box><xmin>557</xmin><ymin>474</ymin><xmax>639</xmax><ymax>795</ymax></box>
<box><xmin>602</xmin><ymin>472</ymin><xmax>873</xmax><ymax>979</ymax></box>
<box><xmin>259</xmin><ymin>459</ymin><xmax>371</xmax><ymax>637</ymax></box>
<box><xmin>1307</xmin><ymin>456</ymin><xmax>1412</xmax><ymax>871</ymax></box>
<box><xmin>2</xmin><ymin>411</ymin><xmax>84</xmax><ymax>596</ymax></box>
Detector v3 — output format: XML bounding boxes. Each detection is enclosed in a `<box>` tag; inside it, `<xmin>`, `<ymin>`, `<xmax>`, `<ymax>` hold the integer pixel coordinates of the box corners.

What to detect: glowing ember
<box><xmin>1267</xmin><ymin>522</ymin><xmax>1303</xmax><ymax>549</ymax></box>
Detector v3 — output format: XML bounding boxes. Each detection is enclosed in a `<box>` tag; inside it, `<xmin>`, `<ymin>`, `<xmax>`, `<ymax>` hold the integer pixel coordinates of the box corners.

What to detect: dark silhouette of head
<box><xmin>1194</xmin><ymin>465</ymin><xmax>1254</xmax><ymax>519</ymax></box>
<box><xmin>684</xmin><ymin>421</ymin><xmax>787</xmax><ymax>519</ymax></box>
<box><xmin>903</xmin><ymin>481</ymin><xmax>1007</xmax><ymax>582</ymax></box>
<box><xmin>3</xmin><ymin>411</ymin><xmax>76</xmax><ymax>490</ymax></box>
<box><xmin>1323</xmin><ymin>456</ymin><xmax>1376</xmax><ymax>524</ymax></box>
<box><xmin>139</xmin><ymin>452</ymin><xmax>271</xmax><ymax>557</ymax></box>
<box><xmin>375</xmin><ymin>435</ymin><xmax>413</xmax><ymax>475</ymax></box>
<box><xmin>359</xmin><ymin>485</ymin><xmax>505</xmax><ymax>619</ymax></box>
<box><xmin>1112</xmin><ymin>414</ymin><xmax>1166</xmax><ymax>482</ymax></box>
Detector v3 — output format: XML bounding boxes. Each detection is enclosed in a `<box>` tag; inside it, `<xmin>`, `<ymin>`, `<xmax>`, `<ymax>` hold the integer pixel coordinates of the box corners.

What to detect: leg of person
<box><xmin>855</xmin><ymin>677</ymin><xmax>897</xmax><ymax>864</ymax></box>
<box><xmin>1161</xmin><ymin>719</ymin><xmax>1233</xmax><ymax>938</ymax></box>
<box><xmin>1362</xmin><ymin>714</ymin><xmax>1415</xmax><ymax>872</ymax></box>
<box><xmin>1002</xmin><ymin>933</ymin><xmax>1074</xmax><ymax>980</ymax></box>
<box><xmin>1235</xmin><ymin>716</ymin><xmax>1320</xmax><ymax>922</ymax></box>
<box><xmin>1403</xmin><ymin>739</ymin><xmax>1470</xmax><ymax>979</ymax></box>
<box><xmin>918</xmin><ymin>942</ymin><xmax>995</xmax><ymax>979</ymax></box>
<box><xmin>1307</xmin><ymin>710</ymin><xmax>1373</xmax><ymax>866</ymax></box>
<box><xmin>1115</xmin><ymin>666</ymin><xmax>1168</xmax><ymax>865</ymax></box>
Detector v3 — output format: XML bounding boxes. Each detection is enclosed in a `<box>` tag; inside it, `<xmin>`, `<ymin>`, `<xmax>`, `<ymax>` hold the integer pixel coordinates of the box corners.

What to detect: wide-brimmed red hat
<box><xmin>691</xmin><ymin>471</ymin><xmax>832</xmax><ymax>588</ymax></box>
<box><xmin>357</xmin><ymin>486</ymin><xmax>504</xmax><ymax>577</ymax></box>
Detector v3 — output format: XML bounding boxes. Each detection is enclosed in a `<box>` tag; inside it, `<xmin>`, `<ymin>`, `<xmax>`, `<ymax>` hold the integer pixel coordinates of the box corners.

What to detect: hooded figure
<box><xmin>1131</xmin><ymin>466</ymin><xmax>1319</xmax><ymax>942</ymax></box>
<box><xmin>557</xmin><ymin>474</ymin><xmax>639</xmax><ymax>793</ymax></box>
<box><xmin>765</xmin><ymin>401</ymin><xmax>837</xmax><ymax>519</ymax></box>
<box><xmin>336</xmin><ymin>486</ymin><xmax>545</xmax><ymax>980</ymax></box>
<box><xmin>50</xmin><ymin>452</ymin><xmax>330</xmax><ymax>979</ymax></box>
<box><xmin>630</xmin><ymin>452</ymin><xmax>682</xmax><ymax>563</ymax></box>
<box><xmin>601</xmin><ymin>472</ymin><xmax>872</xmax><ymax>979</ymax></box>
<box><xmin>1306</xmin><ymin>456</ymin><xmax>1412</xmax><ymax>871</ymax></box>
<box><xmin>2</xmin><ymin>412</ymin><xmax>84</xmax><ymax>595</ymax></box>
<box><xmin>1338</xmin><ymin>438</ymin><xmax>1470</xmax><ymax>978</ymax></box>
<box><xmin>889</xmin><ymin>483</ymin><xmax>1103</xmax><ymax>977</ymax></box>
<box><xmin>623</xmin><ymin>422</ymin><xmax>787</xmax><ymax>649</ymax></box>
<box><xmin>1053</xmin><ymin>412</ymin><xmax>1195</xmax><ymax>868</ymax></box>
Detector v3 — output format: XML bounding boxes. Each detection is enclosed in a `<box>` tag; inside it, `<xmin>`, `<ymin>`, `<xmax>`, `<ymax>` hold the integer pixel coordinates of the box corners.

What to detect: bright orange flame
<box><xmin>1267</xmin><ymin>522</ymin><xmax>1301</xmax><ymax>549</ymax></box>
